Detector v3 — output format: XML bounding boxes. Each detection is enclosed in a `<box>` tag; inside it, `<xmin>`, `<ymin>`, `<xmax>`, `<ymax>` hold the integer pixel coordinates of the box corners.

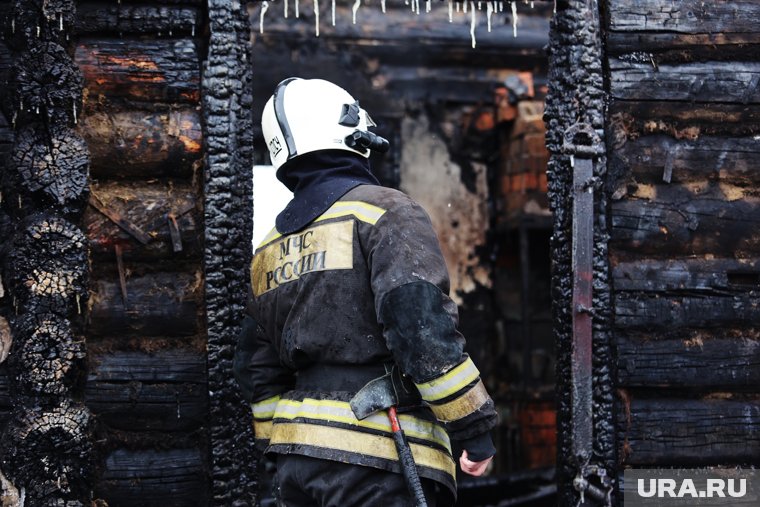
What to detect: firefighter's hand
<box><xmin>459</xmin><ymin>450</ymin><xmax>493</xmax><ymax>476</ymax></box>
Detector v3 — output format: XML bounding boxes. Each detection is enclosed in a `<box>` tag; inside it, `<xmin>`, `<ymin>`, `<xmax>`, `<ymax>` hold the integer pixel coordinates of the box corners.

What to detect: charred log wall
<box><xmin>0</xmin><ymin>0</ymin><xmax>93</xmax><ymax>504</ymax></box>
<box><xmin>70</xmin><ymin>1</ymin><xmax>212</xmax><ymax>505</ymax></box>
<box><xmin>605</xmin><ymin>0</ymin><xmax>760</xmax><ymax>474</ymax></box>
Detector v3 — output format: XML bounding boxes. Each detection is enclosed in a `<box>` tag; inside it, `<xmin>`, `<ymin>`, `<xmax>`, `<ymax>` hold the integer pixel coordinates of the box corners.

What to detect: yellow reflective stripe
<box><xmin>256</xmin><ymin>227</ymin><xmax>282</xmax><ymax>250</ymax></box>
<box><xmin>274</xmin><ymin>398</ymin><xmax>450</xmax><ymax>451</ymax></box>
<box><xmin>252</xmin><ymin>395</ymin><xmax>281</xmax><ymax>420</ymax></box>
<box><xmin>415</xmin><ymin>356</ymin><xmax>481</xmax><ymax>402</ymax></box>
<box><xmin>253</xmin><ymin>419</ymin><xmax>273</xmax><ymax>440</ymax></box>
<box><xmin>270</xmin><ymin>422</ymin><xmax>455</xmax><ymax>478</ymax></box>
<box><xmin>429</xmin><ymin>380</ymin><xmax>490</xmax><ymax>422</ymax></box>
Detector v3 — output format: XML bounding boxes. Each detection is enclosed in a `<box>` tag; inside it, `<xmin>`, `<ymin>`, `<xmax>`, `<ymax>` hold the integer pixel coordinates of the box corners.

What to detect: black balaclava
<box><xmin>275</xmin><ymin>149</ymin><xmax>380</xmax><ymax>234</ymax></box>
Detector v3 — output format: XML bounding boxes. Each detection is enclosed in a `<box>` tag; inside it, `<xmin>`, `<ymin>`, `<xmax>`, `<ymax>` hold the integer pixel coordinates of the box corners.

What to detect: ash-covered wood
<box><xmin>5</xmin><ymin>41</ymin><xmax>83</xmax><ymax>123</ymax></box>
<box><xmin>85</xmin><ymin>350</ymin><xmax>207</xmax><ymax>432</ymax></box>
<box><xmin>79</xmin><ymin>109</ymin><xmax>201</xmax><ymax>179</ymax></box>
<box><xmin>4</xmin><ymin>214</ymin><xmax>88</xmax><ymax>314</ymax></box>
<box><xmin>619</xmin><ymin>395</ymin><xmax>760</xmax><ymax>466</ymax></box>
<box><xmin>0</xmin><ymin>400</ymin><xmax>91</xmax><ymax>504</ymax></box>
<box><xmin>84</xmin><ymin>181</ymin><xmax>201</xmax><ymax>260</ymax></box>
<box><xmin>88</xmin><ymin>271</ymin><xmax>201</xmax><ymax>338</ymax></box>
<box><xmin>95</xmin><ymin>448</ymin><xmax>208</xmax><ymax>507</ymax></box>
<box><xmin>75</xmin><ymin>38</ymin><xmax>200</xmax><ymax>104</ymax></box>
<box><xmin>617</xmin><ymin>331</ymin><xmax>760</xmax><ymax>390</ymax></box>
<box><xmin>9</xmin><ymin>312</ymin><xmax>85</xmax><ymax>397</ymax></box>
<box><xmin>204</xmin><ymin>0</ymin><xmax>257</xmax><ymax>503</ymax></box>
<box><xmin>76</xmin><ymin>4</ymin><xmax>200</xmax><ymax>36</ymax></box>
<box><xmin>8</xmin><ymin>122</ymin><xmax>89</xmax><ymax>213</ymax></box>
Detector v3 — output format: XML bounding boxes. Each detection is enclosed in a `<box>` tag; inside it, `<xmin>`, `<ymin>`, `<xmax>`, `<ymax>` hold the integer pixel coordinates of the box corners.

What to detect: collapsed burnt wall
<box><xmin>0</xmin><ymin>0</ymin><xmax>93</xmax><ymax>504</ymax></box>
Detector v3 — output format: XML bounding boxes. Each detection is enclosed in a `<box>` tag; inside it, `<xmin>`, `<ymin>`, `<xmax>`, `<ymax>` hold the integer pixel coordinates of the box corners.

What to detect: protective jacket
<box><xmin>236</xmin><ymin>182</ymin><xmax>498</xmax><ymax>499</ymax></box>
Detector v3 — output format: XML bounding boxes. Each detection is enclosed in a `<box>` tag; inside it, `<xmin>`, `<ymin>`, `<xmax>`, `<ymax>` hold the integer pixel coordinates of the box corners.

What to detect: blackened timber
<box><xmin>85</xmin><ymin>350</ymin><xmax>206</xmax><ymax>432</ymax></box>
<box><xmin>76</xmin><ymin>4</ymin><xmax>200</xmax><ymax>35</ymax></box>
<box><xmin>607</xmin><ymin>33</ymin><xmax>760</xmax><ymax>55</ymax></box>
<box><xmin>609</xmin><ymin>59</ymin><xmax>760</xmax><ymax>104</ymax></box>
<box><xmin>79</xmin><ymin>109</ymin><xmax>201</xmax><ymax>179</ymax></box>
<box><xmin>619</xmin><ymin>396</ymin><xmax>760</xmax><ymax>466</ymax></box>
<box><xmin>617</xmin><ymin>333</ymin><xmax>760</xmax><ymax>390</ymax></box>
<box><xmin>608</xmin><ymin>0</ymin><xmax>760</xmax><ymax>34</ymax></box>
<box><xmin>84</xmin><ymin>181</ymin><xmax>200</xmax><ymax>259</ymax></box>
<box><xmin>75</xmin><ymin>38</ymin><xmax>200</xmax><ymax>104</ymax></box>
<box><xmin>96</xmin><ymin>448</ymin><xmax>208</xmax><ymax>507</ymax></box>
<box><xmin>610</xmin><ymin>197</ymin><xmax>760</xmax><ymax>258</ymax></box>
<box><xmin>610</xmin><ymin>101</ymin><xmax>760</xmax><ymax>136</ymax></box>
<box><xmin>612</xmin><ymin>259</ymin><xmax>760</xmax><ymax>293</ymax></box>
<box><xmin>88</xmin><ymin>271</ymin><xmax>202</xmax><ymax>337</ymax></box>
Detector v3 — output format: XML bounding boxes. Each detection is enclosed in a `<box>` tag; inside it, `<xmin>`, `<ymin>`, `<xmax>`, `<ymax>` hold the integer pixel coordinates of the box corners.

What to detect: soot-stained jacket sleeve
<box><xmin>233</xmin><ymin>297</ymin><xmax>295</xmax><ymax>448</ymax></box>
<box><xmin>365</xmin><ymin>194</ymin><xmax>498</xmax><ymax>446</ymax></box>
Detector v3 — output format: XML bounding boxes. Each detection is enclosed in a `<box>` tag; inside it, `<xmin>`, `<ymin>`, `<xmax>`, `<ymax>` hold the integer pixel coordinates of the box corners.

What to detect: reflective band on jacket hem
<box><xmin>253</xmin><ymin>419</ymin><xmax>273</xmax><ymax>440</ymax></box>
<box><xmin>270</xmin><ymin>422</ymin><xmax>456</xmax><ymax>478</ymax></box>
<box><xmin>415</xmin><ymin>356</ymin><xmax>481</xmax><ymax>403</ymax></box>
<box><xmin>255</xmin><ymin>200</ymin><xmax>387</xmax><ymax>250</ymax></box>
<box><xmin>428</xmin><ymin>380</ymin><xmax>490</xmax><ymax>422</ymax></box>
<box><xmin>252</xmin><ymin>395</ymin><xmax>281</xmax><ymax>420</ymax></box>
<box><xmin>274</xmin><ymin>398</ymin><xmax>451</xmax><ymax>451</ymax></box>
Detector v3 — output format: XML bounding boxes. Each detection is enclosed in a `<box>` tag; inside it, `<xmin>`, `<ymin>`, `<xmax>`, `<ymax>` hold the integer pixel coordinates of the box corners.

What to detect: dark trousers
<box><xmin>274</xmin><ymin>454</ymin><xmax>446</xmax><ymax>507</ymax></box>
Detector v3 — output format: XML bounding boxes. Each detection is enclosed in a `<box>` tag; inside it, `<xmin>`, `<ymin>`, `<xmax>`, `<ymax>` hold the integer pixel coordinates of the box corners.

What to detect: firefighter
<box><xmin>234</xmin><ymin>77</ymin><xmax>497</xmax><ymax>506</ymax></box>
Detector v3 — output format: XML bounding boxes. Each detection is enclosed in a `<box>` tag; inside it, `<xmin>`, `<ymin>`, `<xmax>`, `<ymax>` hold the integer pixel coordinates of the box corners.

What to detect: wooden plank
<box><xmin>86</xmin><ymin>350</ymin><xmax>207</xmax><ymax>432</ymax></box>
<box><xmin>96</xmin><ymin>448</ymin><xmax>209</xmax><ymax>507</ymax></box>
<box><xmin>608</xmin><ymin>0</ymin><xmax>760</xmax><ymax>34</ymax></box>
<box><xmin>75</xmin><ymin>38</ymin><xmax>200</xmax><ymax>103</ymax></box>
<box><xmin>617</xmin><ymin>333</ymin><xmax>760</xmax><ymax>389</ymax></box>
<box><xmin>610</xmin><ymin>101</ymin><xmax>760</xmax><ymax>134</ymax></box>
<box><xmin>79</xmin><ymin>108</ymin><xmax>202</xmax><ymax>179</ymax></box>
<box><xmin>613</xmin><ymin>258</ymin><xmax>760</xmax><ymax>293</ymax></box>
<box><xmin>88</xmin><ymin>271</ymin><xmax>202</xmax><ymax>338</ymax></box>
<box><xmin>76</xmin><ymin>4</ymin><xmax>201</xmax><ymax>35</ymax></box>
<box><xmin>84</xmin><ymin>180</ymin><xmax>201</xmax><ymax>260</ymax></box>
<box><xmin>610</xmin><ymin>194</ymin><xmax>760</xmax><ymax>258</ymax></box>
<box><xmin>609</xmin><ymin>59</ymin><xmax>760</xmax><ymax>104</ymax></box>
<box><xmin>607</xmin><ymin>32</ymin><xmax>760</xmax><ymax>54</ymax></box>
<box><xmin>620</xmin><ymin>396</ymin><xmax>760</xmax><ymax>466</ymax></box>
<box><xmin>615</xmin><ymin>291</ymin><xmax>760</xmax><ymax>329</ymax></box>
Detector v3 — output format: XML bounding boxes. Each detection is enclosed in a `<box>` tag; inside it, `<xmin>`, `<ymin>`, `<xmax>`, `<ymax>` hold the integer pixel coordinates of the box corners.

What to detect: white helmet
<box><xmin>262</xmin><ymin>78</ymin><xmax>388</xmax><ymax>170</ymax></box>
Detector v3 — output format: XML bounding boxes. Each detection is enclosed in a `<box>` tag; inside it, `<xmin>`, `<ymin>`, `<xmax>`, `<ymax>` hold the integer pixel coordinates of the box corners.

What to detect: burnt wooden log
<box><xmin>9</xmin><ymin>313</ymin><xmax>85</xmax><ymax>398</ymax></box>
<box><xmin>75</xmin><ymin>4</ymin><xmax>201</xmax><ymax>35</ymax></box>
<box><xmin>0</xmin><ymin>400</ymin><xmax>91</xmax><ymax>503</ymax></box>
<box><xmin>0</xmin><ymin>366</ymin><xmax>10</xmax><ymax>428</ymax></box>
<box><xmin>5</xmin><ymin>0</ymin><xmax>76</xmax><ymax>48</ymax></box>
<box><xmin>619</xmin><ymin>395</ymin><xmax>760</xmax><ymax>466</ymax></box>
<box><xmin>85</xmin><ymin>349</ymin><xmax>206</xmax><ymax>432</ymax></box>
<box><xmin>617</xmin><ymin>332</ymin><xmax>760</xmax><ymax>390</ymax></box>
<box><xmin>5</xmin><ymin>42</ymin><xmax>83</xmax><ymax>124</ymax></box>
<box><xmin>8</xmin><ymin>122</ymin><xmax>89</xmax><ymax>213</ymax></box>
<box><xmin>610</xmin><ymin>193</ymin><xmax>760</xmax><ymax>258</ymax></box>
<box><xmin>79</xmin><ymin>109</ymin><xmax>201</xmax><ymax>179</ymax></box>
<box><xmin>95</xmin><ymin>448</ymin><xmax>208</xmax><ymax>507</ymax></box>
<box><xmin>4</xmin><ymin>214</ymin><xmax>88</xmax><ymax>315</ymax></box>
<box><xmin>613</xmin><ymin>258</ymin><xmax>760</xmax><ymax>292</ymax></box>
<box><xmin>84</xmin><ymin>181</ymin><xmax>201</xmax><ymax>259</ymax></box>
<box><xmin>75</xmin><ymin>38</ymin><xmax>200</xmax><ymax>104</ymax></box>
<box><xmin>88</xmin><ymin>271</ymin><xmax>201</xmax><ymax>338</ymax></box>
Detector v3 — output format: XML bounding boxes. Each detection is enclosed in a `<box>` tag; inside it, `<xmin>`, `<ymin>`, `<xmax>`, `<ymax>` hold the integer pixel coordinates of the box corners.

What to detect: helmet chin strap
<box><xmin>344</xmin><ymin>130</ymin><xmax>390</xmax><ymax>154</ymax></box>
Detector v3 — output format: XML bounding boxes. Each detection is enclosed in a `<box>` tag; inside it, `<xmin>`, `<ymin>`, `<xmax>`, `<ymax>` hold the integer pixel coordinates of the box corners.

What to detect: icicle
<box><xmin>530</xmin><ymin>0</ymin><xmax>534</xmax><ymax>7</ymax></box>
<box><xmin>73</xmin><ymin>102</ymin><xmax>77</xmax><ymax>124</ymax></box>
<box><xmin>470</xmin><ymin>2</ymin><xmax>476</xmax><ymax>48</ymax></box>
<box><xmin>259</xmin><ymin>1</ymin><xmax>269</xmax><ymax>34</ymax></box>
<box><xmin>486</xmin><ymin>1</ymin><xmax>493</xmax><ymax>31</ymax></box>
<box><xmin>352</xmin><ymin>0</ymin><xmax>360</xmax><ymax>24</ymax></box>
<box><xmin>333</xmin><ymin>0</ymin><xmax>337</xmax><ymax>25</ymax></box>
<box><xmin>427</xmin><ymin>0</ymin><xmax>431</xmax><ymax>13</ymax></box>
<box><xmin>59</xmin><ymin>13</ymin><xmax>63</xmax><ymax>31</ymax></box>
<box><xmin>415</xmin><ymin>0</ymin><xmax>420</xmax><ymax>14</ymax></box>
<box><xmin>11</xmin><ymin>17</ymin><xmax>14</xmax><ymax>33</ymax></box>
<box><xmin>36</xmin><ymin>24</ymin><xmax>40</xmax><ymax>37</ymax></box>
<box><xmin>511</xmin><ymin>1</ymin><xmax>518</xmax><ymax>37</ymax></box>
<box><xmin>381</xmin><ymin>0</ymin><xmax>386</xmax><ymax>13</ymax></box>
<box><xmin>456</xmin><ymin>2</ymin><xmax>460</xmax><ymax>12</ymax></box>
<box><xmin>463</xmin><ymin>0</ymin><xmax>467</xmax><ymax>13</ymax></box>
<box><xmin>18</xmin><ymin>195</ymin><xmax>22</xmax><ymax>209</ymax></box>
<box><xmin>296</xmin><ymin>0</ymin><xmax>300</xmax><ymax>18</ymax></box>
<box><xmin>314</xmin><ymin>0</ymin><xmax>319</xmax><ymax>36</ymax></box>
<box><xmin>169</xmin><ymin>28</ymin><xmax>173</xmax><ymax>36</ymax></box>
<box><xmin>285</xmin><ymin>0</ymin><xmax>289</xmax><ymax>18</ymax></box>
<box><xmin>448</xmin><ymin>0</ymin><xmax>453</xmax><ymax>21</ymax></box>
<box><xmin>499</xmin><ymin>1</ymin><xmax>503</xmax><ymax>12</ymax></box>
<box><xmin>478</xmin><ymin>1</ymin><xmax>481</xmax><ymax>9</ymax></box>
<box><xmin>35</xmin><ymin>105</ymin><xmax>39</xmax><ymax>114</ymax></box>
<box><xmin>570</xmin><ymin>155</ymin><xmax>575</xmax><ymax>168</ymax></box>
<box><xmin>553</xmin><ymin>0</ymin><xmax>556</xmax><ymax>13</ymax></box>
<box><xmin>76</xmin><ymin>294</ymin><xmax>81</xmax><ymax>315</ymax></box>
<box><xmin>192</xmin><ymin>22</ymin><xmax>195</xmax><ymax>36</ymax></box>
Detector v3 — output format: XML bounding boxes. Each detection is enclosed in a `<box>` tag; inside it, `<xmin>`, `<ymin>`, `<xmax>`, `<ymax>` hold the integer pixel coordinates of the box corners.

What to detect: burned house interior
<box><xmin>0</xmin><ymin>0</ymin><xmax>759</xmax><ymax>506</ymax></box>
